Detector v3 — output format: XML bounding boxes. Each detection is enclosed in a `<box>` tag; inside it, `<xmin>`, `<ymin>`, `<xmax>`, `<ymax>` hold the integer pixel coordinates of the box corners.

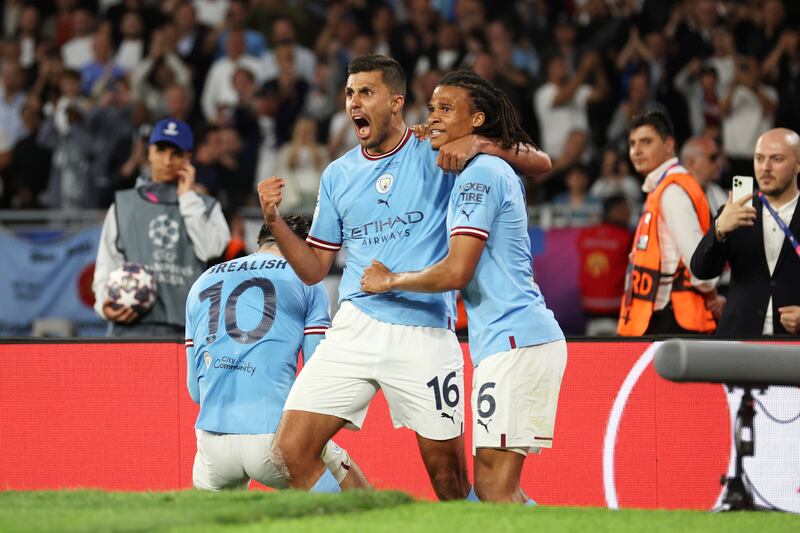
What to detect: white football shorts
<box><xmin>471</xmin><ymin>339</ymin><xmax>568</xmax><ymax>455</ymax></box>
<box><xmin>192</xmin><ymin>431</ymin><xmax>351</xmax><ymax>490</ymax></box>
<box><xmin>283</xmin><ymin>301</ymin><xmax>465</xmax><ymax>440</ymax></box>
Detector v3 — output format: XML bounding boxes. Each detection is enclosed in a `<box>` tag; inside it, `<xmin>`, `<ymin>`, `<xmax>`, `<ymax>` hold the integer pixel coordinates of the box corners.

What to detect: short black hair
<box><xmin>629</xmin><ymin>109</ymin><xmax>674</xmax><ymax>141</ymax></box>
<box><xmin>348</xmin><ymin>54</ymin><xmax>406</xmax><ymax>96</ymax></box>
<box><xmin>257</xmin><ymin>213</ymin><xmax>311</xmax><ymax>247</ymax></box>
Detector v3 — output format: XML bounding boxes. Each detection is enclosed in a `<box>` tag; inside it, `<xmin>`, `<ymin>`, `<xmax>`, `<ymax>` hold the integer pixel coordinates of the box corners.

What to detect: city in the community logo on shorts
<box><xmin>376</xmin><ymin>174</ymin><xmax>393</xmax><ymax>194</ymax></box>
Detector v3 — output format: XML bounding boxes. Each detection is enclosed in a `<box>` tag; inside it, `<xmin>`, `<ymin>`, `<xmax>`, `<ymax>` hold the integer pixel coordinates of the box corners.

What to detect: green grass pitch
<box><xmin>0</xmin><ymin>490</ymin><xmax>797</xmax><ymax>532</ymax></box>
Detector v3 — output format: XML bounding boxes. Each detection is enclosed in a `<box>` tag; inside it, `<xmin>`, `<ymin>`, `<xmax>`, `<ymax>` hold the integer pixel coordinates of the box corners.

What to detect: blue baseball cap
<box><xmin>149</xmin><ymin>118</ymin><xmax>194</xmax><ymax>152</ymax></box>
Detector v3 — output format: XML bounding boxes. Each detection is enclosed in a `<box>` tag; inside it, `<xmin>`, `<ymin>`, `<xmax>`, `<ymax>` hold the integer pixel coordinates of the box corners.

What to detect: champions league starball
<box><xmin>105</xmin><ymin>262</ymin><xmax>157</xmax><ymax>315</ymax></box>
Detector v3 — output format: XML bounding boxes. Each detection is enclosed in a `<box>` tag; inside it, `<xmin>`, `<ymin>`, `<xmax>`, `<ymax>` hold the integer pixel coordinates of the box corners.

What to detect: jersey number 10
<box><xmin>199</xmin><ymin>279</ymin><xmax>277</xmax><ymax>344</ymax></box>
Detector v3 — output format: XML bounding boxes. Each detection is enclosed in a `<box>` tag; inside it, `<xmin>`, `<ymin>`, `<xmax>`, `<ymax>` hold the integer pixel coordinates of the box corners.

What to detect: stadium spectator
<box><xmin>606</xmin><ymin>68</ymin><xmax>665</xmax><ymax>154</ymax></box>
<box><xmin>762</xmin><ymin>28</ymin><xmax>800</xmax><ymax>133</ymax></box>
<box><xmin>80</xmin><ymin>30</ymin><xmax>125</xmax><ymax>99</ymax></box>
<box><xmin>3</xmin><ymin>98</ymin><xmax>51</xmax><ymax>208</ymax></box>
<box><xmin>260</xmin><ymin>42</ymin><xmax>310</xmax><ymax>146</ymax></box>
<box><xmin>84</xmin><ymin>78</ymin><xmax>136</xmax><ymax>207</ymax></box>
<box><xmin>675</xmin><ymin>60</ymin><xmax>721</xmax><ymax>138</ymax></box>
<box><xmin>60</xmin><ymin>7</ymin><xmax>96</xmax><ymax>70</ymax></box>
<box><xmin>131</xmin><ymin>28</ymin><xmax>192</xmax><ymax>119</ymax></box>
<box><xmin>112</xmin><ymin>102</ymin><xmax>152</xmax><ymax>191</ymax></box>
<box><xmin>201</xmin><ymin>29</ymin><xmax>263</xmax><ymax>123</ymax></box>
<box><xmin>302</xmin><ymin>60</ymin><xmax>338</xmax><ymax>135</ymax></box>
<box><xmin>193</xmin><ymin>0</ymin><xmax>230</xmax><ymax>28</ymax></box>
<box><xmin>274</xmin><ymin>116</ymin><xmax>330</xmax><ymax>213</ymax></box>
<box><xmin>359</xmin><ymin>69</ymin><xmax>564</xmax><ymax>504</ymax></box>
<box><xmin>259</xmin><ymin>55</ymin><xmax>550</xmax><ymax>499</ymax></box>
<box><xmin>692</xmin><ymin>127</ymin><xmax>800</xmax><ymax>336</ymax></box>
<box><xmin>720</xmin><ymin>55</ymin><xmax>778</xmax><ymax>182</ymax></box>
<box><xmin>213</xmin><ymin>0</ymin><xmax>268</xmax><ymax>60</ymax></box>
<box><xmin>114</xmin><ymin>11</ymin><xmax>146</xmax><ymax>73</ymax></box>
<box><xmin>262</xmin><ymin>17</ymin><xmax>316</xmax><ymax>84</ymax></box>
<box><xmin>588</xmin><ymin>147</ymin><xmax>641</xmax><ymax>205</ymax></box>
<box><xmin>578</xmin><ymin>194</ymin><xmax>633</xmax><ymax>335</ymax></box>
<box><xmin>0</xmin><ymin>61</ymin><xmax>27</xmax><ymax>146</ymax></box>
<box><xmin>185</xmin><ymin>213</ymin><xmax>369</xmax><ymax>492</ymax></box>
<box><xmin>681</xmin><ymin>136</ymin><xmax>727</xmax><ymax>214</ymax></box>
<box><xmin>707</xmin><ymin>26</ymin><xmax>736</xmax><ymax>95</ymax></box>
<box><xmin>14</xmin><ymin>3</ymin><xmax>43</xmax><ymax>71</ymax></box>
<box><xmin>618</xmin><ymin>110</ymin><xmax>723</xmax><ymax>336</ymax></box>
<box><xmin>172</xmin><ymin>0</ymin><xmax>214</xmax><ymax>114</ymax></box>
<box><xmin>665</xmin><ymin>0</ymin><xmax>717</xmax><ymax>67</ymax></box>
<box><xmin>535</xmin><ymin>51</ymin><xmax>608</xmax><ymax>163</ymax></box>
<box><xmin>92</xmin><ymin>118</ymin><xmax>230</xmax><ymax>337</ymax></box>
<box><xmin>551</xmin><ymin>164</ymin><xmax>601</xmax><ymax>223</ymax></box>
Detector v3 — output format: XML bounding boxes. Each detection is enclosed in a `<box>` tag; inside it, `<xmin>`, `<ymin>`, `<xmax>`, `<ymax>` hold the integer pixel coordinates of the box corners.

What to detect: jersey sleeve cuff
<box><xmin>303</xmin><ymin>326</ymin><xmax>329</xmax><ymax>335</ymax></box>
<box><xmin>184</xmin><ymin>339</ymin><xmax>194</xmax><ymax>349</ymax></box>
<box><xmin>306</xmin><ymin>236</ymin><xmax>342</xmax><ymax>251</ymax></box>
<box><xmin>450</xmin><ymin>226</ymin><xmax>489</xmax><ymax>241</ymax></box>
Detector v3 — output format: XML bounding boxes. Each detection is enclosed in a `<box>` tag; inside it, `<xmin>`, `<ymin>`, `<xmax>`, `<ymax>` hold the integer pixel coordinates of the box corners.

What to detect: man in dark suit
<box><xmin>691</xmin><ymin>128</ymin><xmax>800</xmax><ymax>336</ymax></box>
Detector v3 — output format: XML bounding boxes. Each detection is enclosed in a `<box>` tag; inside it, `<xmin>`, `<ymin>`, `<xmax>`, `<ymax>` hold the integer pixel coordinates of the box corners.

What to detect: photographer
<box><xmin>691</xmin><ymin>128</ymin><xmax>800</xmax><ymax>336</ymax></box>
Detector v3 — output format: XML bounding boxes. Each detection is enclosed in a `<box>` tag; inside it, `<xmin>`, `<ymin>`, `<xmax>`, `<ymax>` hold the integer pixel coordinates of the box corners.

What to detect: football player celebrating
<box><xmin>361</xmin><ymin>70</ymin><xmax>567</xmax><ymax>504</ymax></box>
<box><xmin>184</xmin><ymin>214</ymin><xmax>369</xmax><ymax>492</ymax></box>
<box><xmin>258</xmin><ymin>55</ymin><xmax>550</xmax><ymax>500</ymax></box>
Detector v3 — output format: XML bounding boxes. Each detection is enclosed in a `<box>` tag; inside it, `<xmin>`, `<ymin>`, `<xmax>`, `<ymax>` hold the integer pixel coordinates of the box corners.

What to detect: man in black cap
<box><xmin>92</xmin><ymin>118</ymin><xmax>230</xmax><ymax>337</ymax></box>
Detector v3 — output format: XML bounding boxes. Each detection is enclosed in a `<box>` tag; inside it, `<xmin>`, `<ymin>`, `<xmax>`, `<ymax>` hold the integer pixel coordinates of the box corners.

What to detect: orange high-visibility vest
<box><xmin>617</xmin><ymin>171</ymin><xmax>716</xmax><ymax>336</ymax></box>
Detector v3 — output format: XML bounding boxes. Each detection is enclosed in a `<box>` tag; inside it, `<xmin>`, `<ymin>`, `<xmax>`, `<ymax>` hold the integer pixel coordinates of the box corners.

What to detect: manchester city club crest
<box><xmin>375</xmin><ymin>173</ymin><xmax>394</xmax><ymax>194</ymax></box>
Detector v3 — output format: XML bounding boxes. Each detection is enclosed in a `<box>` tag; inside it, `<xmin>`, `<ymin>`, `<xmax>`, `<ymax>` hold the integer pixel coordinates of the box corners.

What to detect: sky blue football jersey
<box><xmin>448</xmin><ymin>154</ymin><xmax>564</xmax><ymax>366</ymax></box>
<box><xmin>184</xmin><ymin>252</ymin><xmax>330</xmax><ymax>434</ymax></box>
<box><xmin>307</xmin><ymin>128</ymin><xmax>457</xmax><ymax>328</ymax></box>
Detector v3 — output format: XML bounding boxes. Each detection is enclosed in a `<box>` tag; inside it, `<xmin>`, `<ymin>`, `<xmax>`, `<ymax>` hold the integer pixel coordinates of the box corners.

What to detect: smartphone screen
<box><xmin>731</xmin><ymin>175</ymin><xmax>754</xmax><ymax>204</ymax></box>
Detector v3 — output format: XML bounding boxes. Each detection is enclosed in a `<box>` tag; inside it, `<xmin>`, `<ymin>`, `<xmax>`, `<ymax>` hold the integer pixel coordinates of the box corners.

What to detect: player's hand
<box><xmin>715</xmin><ymin>191</ymin><xmax>756</xmax><ymax>237</ymax></box>
<box><xmin>257</xmin><ymin>176</ymin><xmax>284</xmax><ymax>225</ymax></box>
<box><xmin>705</xmin><ymin>293</ymin><xmax>726</xmax><ymax>320</ymax></box>
<box><xmin>778</xmin><ymin>306</ymin><xmax>800</xmax><ymax>334</ymax></box>
<box><xmin>410</xmin><ymin>123</ymin><xmax>430</xmax><ymax>139</ymax></box>
<box><xmin>360</xmin><ymin>259</ymin><xmax>395</xmax><ymax>293</ymax></box>
<box><xmin>102</xmin><ymin>300</ymin><xmax>139</xmax><ymax>324</ymax></box>
<box><xmin>437</xmin><ymin>134</ymin><xmax>482</xmax><ymax>172</ymax></box>
<box><xmin>176</xmin><ymin>161</ymin><xmax>196</xmax><ymax>196</ymax></box>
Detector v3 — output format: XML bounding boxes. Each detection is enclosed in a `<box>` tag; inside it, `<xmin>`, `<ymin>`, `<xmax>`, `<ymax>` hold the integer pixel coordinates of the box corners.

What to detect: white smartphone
<box><xmin>731</xmin><ymin>175</ymin><xmax>754</xmax><ymax>204</ymax></box>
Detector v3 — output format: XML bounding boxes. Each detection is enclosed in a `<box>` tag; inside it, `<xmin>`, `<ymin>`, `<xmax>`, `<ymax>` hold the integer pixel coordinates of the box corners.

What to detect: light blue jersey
<box><xmin>448</xmin><ymin>154</ymin><xmax>564</xmax><ymax>365</ymax></box>
<box><xmin>184</xmin><ymin>252</ymin><xmax>330</xmax><ymax>434</ymax></box>
<box><xmin>308</xmin><ymin>128</ymin><xmax>457</xmax><ymax>328</ymax></box>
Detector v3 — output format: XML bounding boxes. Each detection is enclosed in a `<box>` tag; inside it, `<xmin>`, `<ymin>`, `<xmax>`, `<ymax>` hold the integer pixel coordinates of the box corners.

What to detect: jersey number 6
<box><xmin>198</xmin><ymin>279</ymin><xmax>277</xmax><ymax>344</ymax></box>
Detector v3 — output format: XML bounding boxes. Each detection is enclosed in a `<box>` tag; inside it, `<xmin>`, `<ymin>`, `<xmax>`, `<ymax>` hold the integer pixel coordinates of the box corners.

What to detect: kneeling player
<box><xmin>185</xmin><ymin>214</ymin><xmax>369</xmax><ymax>491</ymax></box>
<box><xmin>361</xmin><ymin>71</ymin><xmax>566</xmax><ymax>503</ymax></box>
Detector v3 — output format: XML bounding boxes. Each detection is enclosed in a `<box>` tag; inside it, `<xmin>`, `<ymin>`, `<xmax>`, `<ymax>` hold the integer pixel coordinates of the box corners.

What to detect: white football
<box><xmin>105</xmin><ymin>262</ymin><xmax>157</xmax><ymax>315</ymax></box>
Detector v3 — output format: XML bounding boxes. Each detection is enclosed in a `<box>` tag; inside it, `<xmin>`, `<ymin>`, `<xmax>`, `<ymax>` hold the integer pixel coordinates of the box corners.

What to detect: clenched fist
<box><xmin>257</xmin><ymin>176</ymin><xmax>285</xmax><ymax>225</ymax></box>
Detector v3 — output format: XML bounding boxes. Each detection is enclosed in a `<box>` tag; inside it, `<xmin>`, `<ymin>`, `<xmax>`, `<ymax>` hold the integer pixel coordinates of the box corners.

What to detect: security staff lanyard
<box><xmin>636</xmin><ymin>162</ymin><xmax>682</xmax><ymax>251</ymax></box>
<box><xmin>758</xmin><ymin>191</ymin><xmax>800</xmax><ymax>258</ymax></box>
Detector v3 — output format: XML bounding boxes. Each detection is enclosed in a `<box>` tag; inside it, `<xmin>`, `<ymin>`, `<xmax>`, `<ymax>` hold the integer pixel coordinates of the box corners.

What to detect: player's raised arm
<box><xmin>257</xmin><ymin>177</ymin><xmax>336</xmax><ymax>285</ymax></box>
<box><xmin>435</xmin><ymin>135</ymin><xmax>551</xmax><ymax>177</ymax></box>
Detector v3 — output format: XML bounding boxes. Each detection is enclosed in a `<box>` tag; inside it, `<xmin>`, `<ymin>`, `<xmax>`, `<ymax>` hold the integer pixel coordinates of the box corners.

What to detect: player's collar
<box><xmin>361</xmin><ymin>128</ymin><xmax>412</xmax><ymax>160</ymax></box>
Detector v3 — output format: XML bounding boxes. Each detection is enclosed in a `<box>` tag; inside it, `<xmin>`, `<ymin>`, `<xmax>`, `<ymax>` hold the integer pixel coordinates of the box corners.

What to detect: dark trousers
<box><xmin>644</xmin><ymin>303</ymin><xmax>695</xmax><ymax>335</ymax></box>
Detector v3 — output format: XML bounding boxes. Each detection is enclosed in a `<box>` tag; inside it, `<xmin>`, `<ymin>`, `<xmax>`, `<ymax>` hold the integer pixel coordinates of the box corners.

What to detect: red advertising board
<box><xmin>1</xmin><ymin>341</ymin><xmax>798</xmax><ymax>510</ymax></box>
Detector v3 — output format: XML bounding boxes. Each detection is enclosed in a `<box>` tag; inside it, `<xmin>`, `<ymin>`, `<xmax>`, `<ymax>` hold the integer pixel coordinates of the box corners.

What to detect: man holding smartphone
<box><xmin>692</xmin><ymin>128</ymin><xmax>800</xmax><ymax>336</ymax></box>
<box><xmin>92</xmin><ymin>118</ymin><xmax>231</xmax><ymax>336</ymax></box>
<box><xmin>618</xmin><ymin>110</ymin><xmax>724</xmax><ymax>336</ymax></box>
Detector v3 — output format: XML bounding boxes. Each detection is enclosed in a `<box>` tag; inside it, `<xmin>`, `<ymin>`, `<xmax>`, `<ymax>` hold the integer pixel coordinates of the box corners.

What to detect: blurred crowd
<box><xmin>0</xmin><ymin>0</ymin><xmax>798</xmax><ymax>215</ymax></box>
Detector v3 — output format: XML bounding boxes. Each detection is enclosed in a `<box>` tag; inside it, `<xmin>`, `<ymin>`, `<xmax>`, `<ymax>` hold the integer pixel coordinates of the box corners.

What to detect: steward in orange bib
<box><xmin>618</xmin><ymin>111</ymin><xmax>723</xmax><ymax>336</ymax></box>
